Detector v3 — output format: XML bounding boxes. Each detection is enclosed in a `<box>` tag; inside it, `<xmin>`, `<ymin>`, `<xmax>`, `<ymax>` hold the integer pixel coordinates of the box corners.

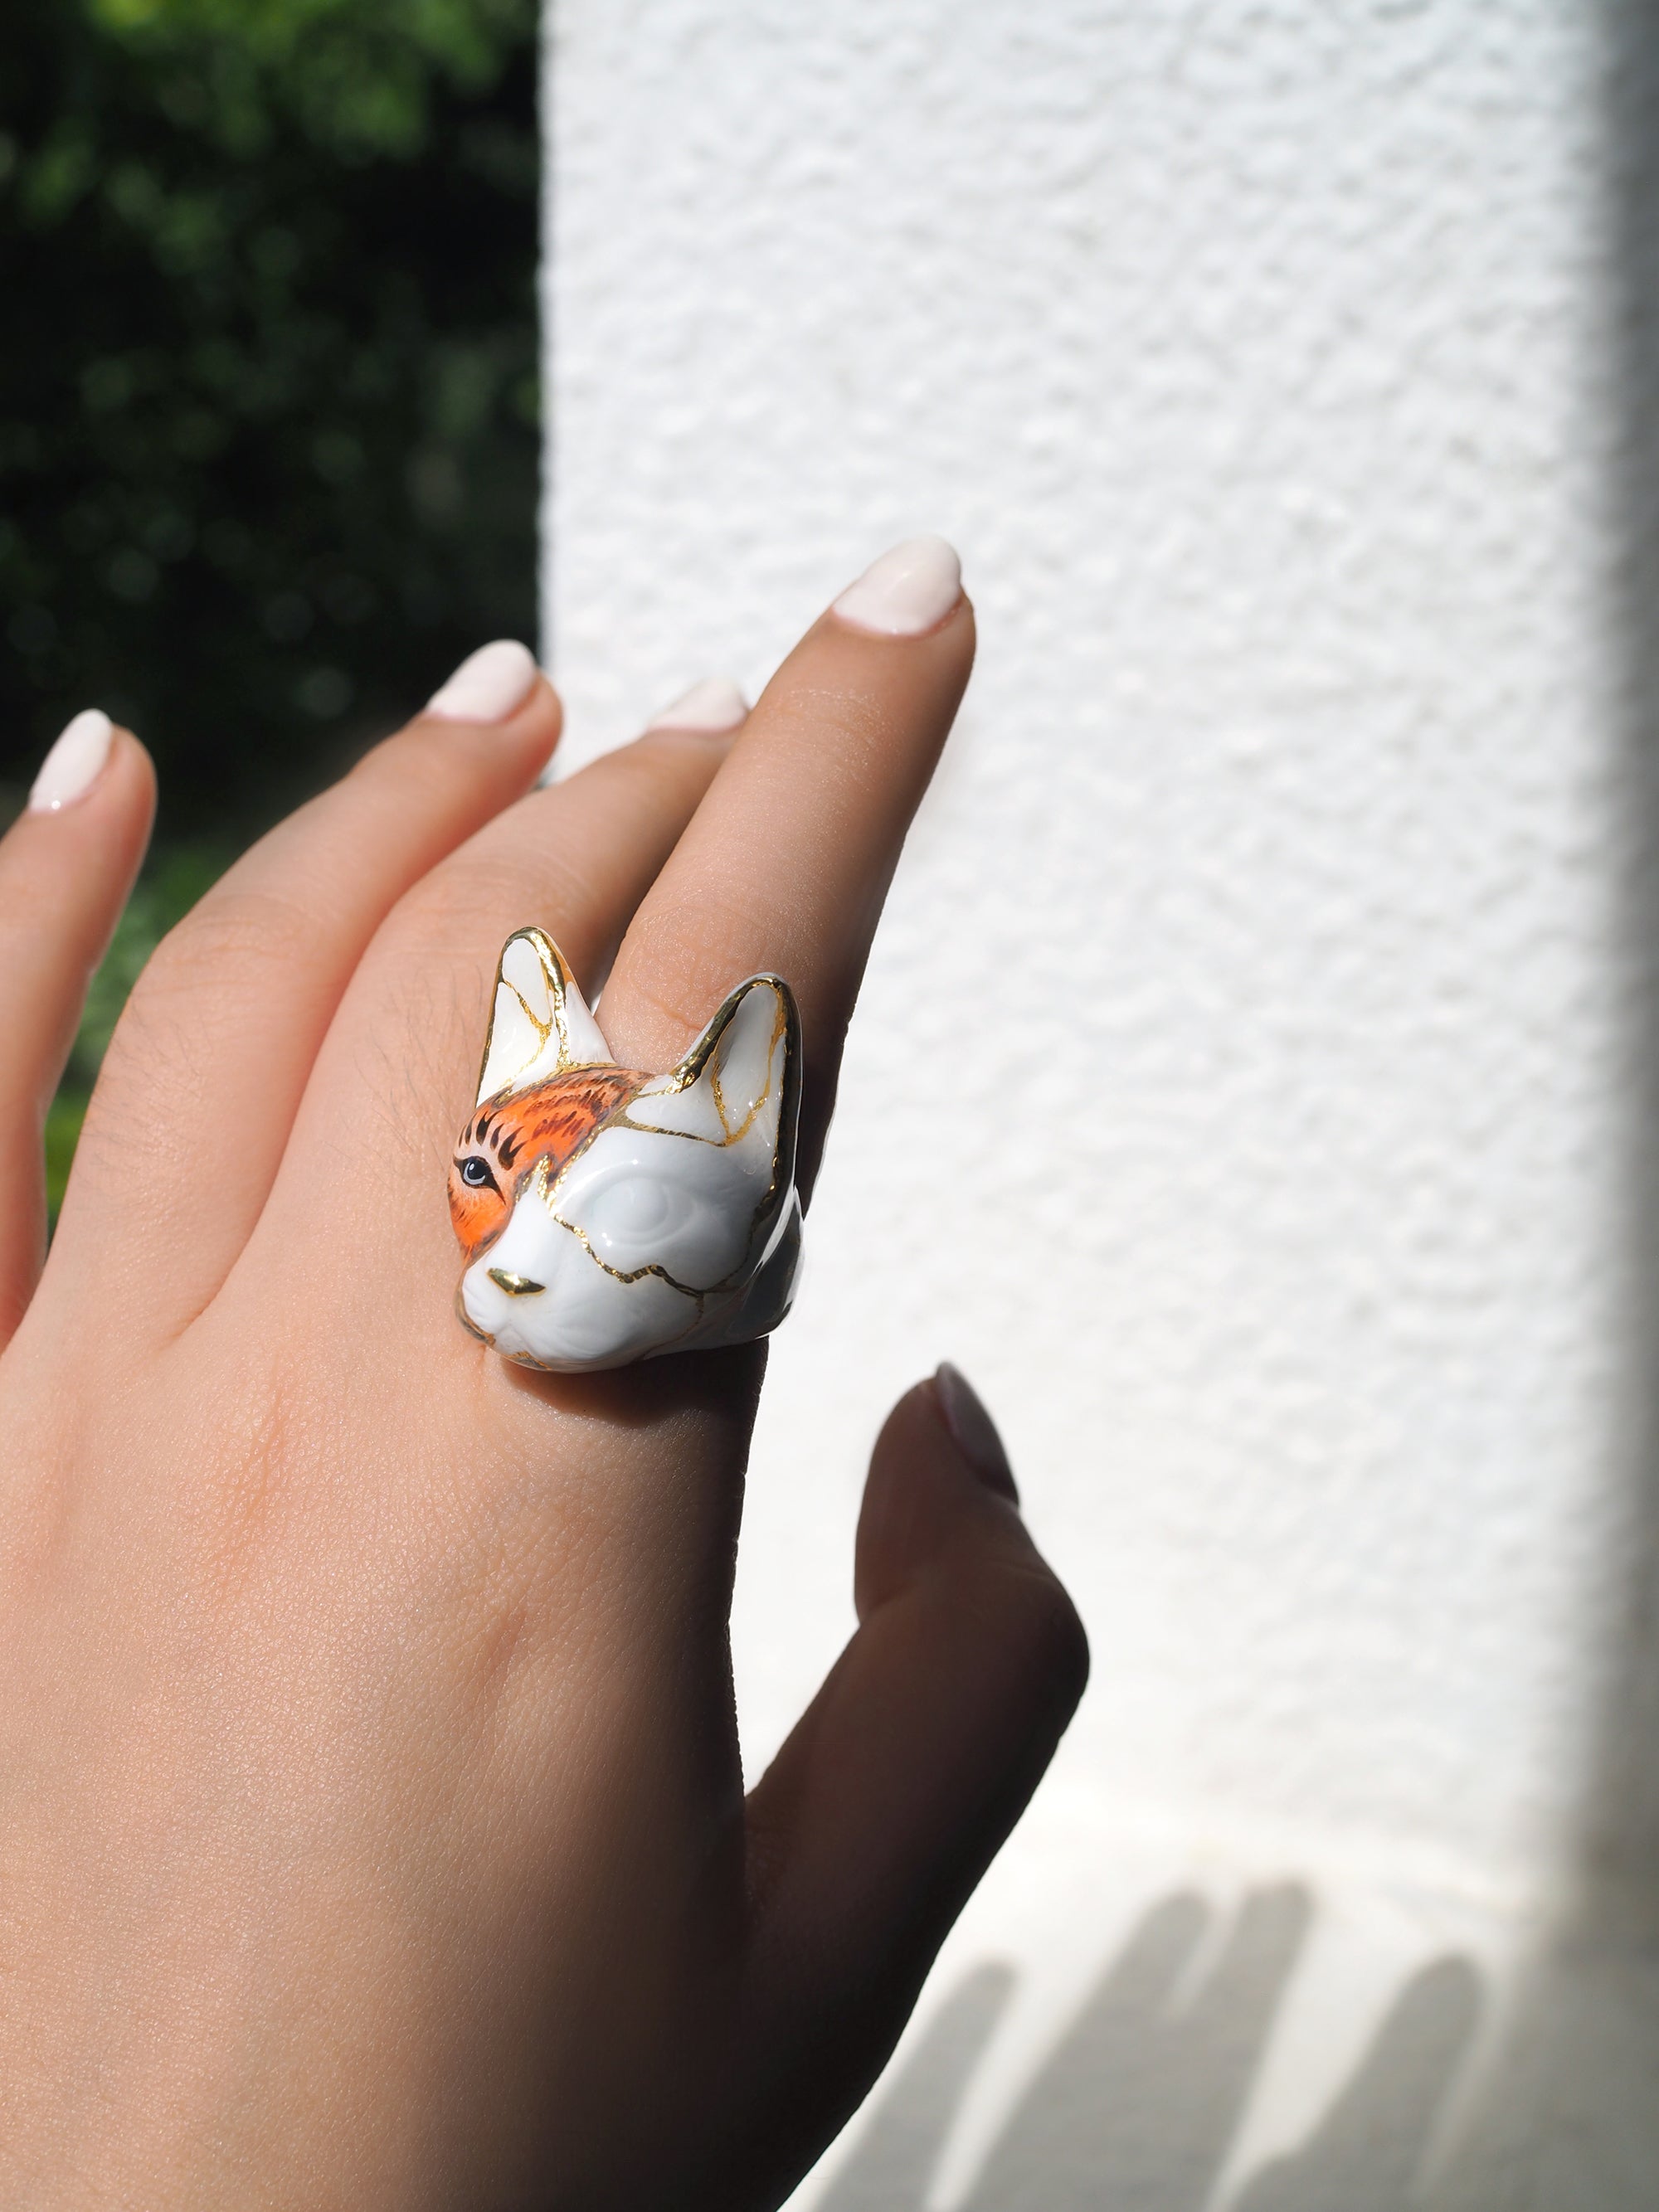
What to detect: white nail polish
<box><xmin>426</xmin><ymin>639</ymin><xmax>539</xmax><ymax>723</ymax></box>
<box><xmin>831</xmin><ymin>536</ymin><xmax>963</xmax><ymax>637</ymax></box>
<box><xmin>29</xmin><ymin>709</ymin><xmax>115</xmax><ymax>813</ymax></box>
<box><xmin>645</xmin><ymin>676</ymin><xmax>749</xmax><ymax>732</ymax></box>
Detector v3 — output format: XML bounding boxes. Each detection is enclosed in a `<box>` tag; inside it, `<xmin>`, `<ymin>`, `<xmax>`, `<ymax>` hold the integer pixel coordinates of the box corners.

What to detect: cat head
<box><xmin>449</xmin><ymin>928</ymin><xmax>802</xmax><ymax>1372</ymax></box>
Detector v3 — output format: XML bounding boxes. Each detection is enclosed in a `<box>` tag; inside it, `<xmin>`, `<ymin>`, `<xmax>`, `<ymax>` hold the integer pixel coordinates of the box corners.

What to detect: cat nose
<box><xmin>488</xmin><ymin>1269</ymin><xmax>545</xmax><ymax>1297</ymax></box>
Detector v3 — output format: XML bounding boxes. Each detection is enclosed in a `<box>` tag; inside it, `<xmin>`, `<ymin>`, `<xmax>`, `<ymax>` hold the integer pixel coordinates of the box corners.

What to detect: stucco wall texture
<box><xmin>546</xmin><ymin>3</ymin><xmax>1659</xmax><ymax>2200</ymax></box>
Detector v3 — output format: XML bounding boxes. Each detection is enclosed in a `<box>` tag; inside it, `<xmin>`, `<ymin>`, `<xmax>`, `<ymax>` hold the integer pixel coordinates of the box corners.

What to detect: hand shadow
<box><xmin>1233</xmin><ymin>1957</ymin><xmax>1481</xmax><ymax>2212</ymax></box>
<box><xmin>820</xmin><ymin>1884</ymin><xmax>1311</xmax><ymax>2211</ymax></box>
<box><xmin>815</xmin><ymin>1964</ymin><xmax>1018</xmax><ymax>2212</ymax></box>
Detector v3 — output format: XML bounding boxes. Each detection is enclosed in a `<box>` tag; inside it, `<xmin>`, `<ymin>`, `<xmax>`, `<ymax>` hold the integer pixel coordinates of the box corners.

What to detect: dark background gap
<box><xmin>0</xmin><ymin>0</ymin><xmax>542</xmax><ymax>1204</ymax></box>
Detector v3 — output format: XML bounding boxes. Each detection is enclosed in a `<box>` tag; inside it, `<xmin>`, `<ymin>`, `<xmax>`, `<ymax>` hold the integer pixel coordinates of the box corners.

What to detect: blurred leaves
<box><xmin>0</xmin><ymin>0</ymin><xmax>540</xmax><ymax>844</ymax></box>
<box><xmin>1</xmin><ymin>0</ymin><xmax>539</xmax><ymax>1212</ymax></box>
<box><xmin>85</xmin><ymin>0</ymin><xmax>535</xmax><ymax>161</ymax></box>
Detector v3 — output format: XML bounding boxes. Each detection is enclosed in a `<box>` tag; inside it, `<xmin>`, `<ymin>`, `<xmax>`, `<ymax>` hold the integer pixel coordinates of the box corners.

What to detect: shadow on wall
<box><xmin>816</xmin><ymin>1889</ymin><xmax>1486</xmax><ymax>2212</ymax></box>
<box><xmin>816</xmin><ymin>7</ymin><xmax>1659</xmax><ymax>2206</ymax></box>
<box><xmin>818</xmin><ymin>1900</ymin><xmax>1659</xmax><ymax>2205</ymax></box>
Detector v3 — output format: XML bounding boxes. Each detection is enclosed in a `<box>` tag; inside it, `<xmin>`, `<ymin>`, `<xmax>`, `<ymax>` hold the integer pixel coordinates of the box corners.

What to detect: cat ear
<box><xmin>623</xmin><ymin>973</ymin><xmax>800</xmax><ymax>1181</ymax></box>
<box><xmin>475</xmin><ymin>927</ymin><xmax>612</xmax><ymax>1105</ymax></box>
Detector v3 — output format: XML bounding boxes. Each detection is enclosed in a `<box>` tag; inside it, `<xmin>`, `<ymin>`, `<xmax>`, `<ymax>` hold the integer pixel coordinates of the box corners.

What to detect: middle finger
<box><xmin>601</xmin><ymin>535</ymin><xmax>974</xmax><ymax>1194</ymax></box>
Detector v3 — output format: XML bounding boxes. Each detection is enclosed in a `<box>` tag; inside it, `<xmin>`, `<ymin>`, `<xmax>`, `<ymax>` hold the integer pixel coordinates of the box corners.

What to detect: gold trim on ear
<box><xmin>668</xmin><ymin>972</ymin><xmax>798</xmax><ymax>1138</ymax></box>
<box><xmin>475</xmin><ymin>927</ymin><xmax>612</xmax><ymax>1105</ymax></box>
<box><xmin>622</xmin><ymin>972</ymin><xmax>802</xmax><ymax>1226</ymax></box>
<box><xmin>688</xmin><ymin>975</ymin><xmax>801</xmax><ymax>1289</ymax></box>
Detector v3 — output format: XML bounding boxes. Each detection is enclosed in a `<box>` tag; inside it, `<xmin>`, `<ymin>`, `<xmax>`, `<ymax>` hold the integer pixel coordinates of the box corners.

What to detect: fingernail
<box><xmin>645</xmin><ymin>675</ymin><xmax>749</xmax><ymax>732</ymax></box>
<box><xmin>29</xmin><ymin>709</ymin><xmax>115</xmax><ymax>813</ymax></box>
<box><xmin>426</xmin><ymin>639</ymin><xmax>539</xmax><ymax>723</ymax></box>
<box><xmin>831</xmin><ymin>535</ymin><xmax>963</xmax><ymax>637</ymax></box>
<box><xmin>933</xmin><ymin>1363</ymin><xmax>1019</xmax><ymax>1503</ymax></box>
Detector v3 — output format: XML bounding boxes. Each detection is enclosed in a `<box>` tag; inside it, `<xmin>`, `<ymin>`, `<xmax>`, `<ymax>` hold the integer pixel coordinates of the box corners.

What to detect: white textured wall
<box><xmin>546</xmin><ymin>3</ymin><xmax>1659</xmax><ymax>2200</ymax></box>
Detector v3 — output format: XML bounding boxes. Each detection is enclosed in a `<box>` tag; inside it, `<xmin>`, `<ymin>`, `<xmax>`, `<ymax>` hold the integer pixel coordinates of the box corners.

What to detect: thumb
<box><xmin>724</xmin><ymin>1367</ymin><xmax>1087</xmax><ymax>2205</ymax></box>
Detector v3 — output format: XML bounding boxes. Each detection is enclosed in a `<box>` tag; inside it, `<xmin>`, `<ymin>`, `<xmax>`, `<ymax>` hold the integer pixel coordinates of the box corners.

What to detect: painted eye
<box><xmin>459</xmin><ymin>1155</ymin><xmax>496</xmax><ymax>1190</ymax></box>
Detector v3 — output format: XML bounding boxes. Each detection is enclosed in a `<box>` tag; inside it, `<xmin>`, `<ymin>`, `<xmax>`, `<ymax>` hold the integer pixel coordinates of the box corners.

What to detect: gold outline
<box><xmin>541</xmin><ymin>975</ymin><xmax>801</xmax><ymax>1291</ymax></box>
<box><xmin>475</xmin><ymin>927</ymin><xmax>610</xmax><ymax>1107</ymax></box>
<box><xmin>456</xmin><ymin>942</ymin><xmax>804</xmax><ymax>1365</ymax></box>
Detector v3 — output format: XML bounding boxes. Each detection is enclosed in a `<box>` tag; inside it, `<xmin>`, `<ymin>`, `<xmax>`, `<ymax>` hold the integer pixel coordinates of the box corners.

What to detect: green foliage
<box><xmin>44</xmin><ymin>1095</ymin><xmax>88</xmax><ymax>1221</ymax></box>
<box><xmin>85</xmin><ymin>0</ymin><xmax>536</xmax><ymax>160</ymax></box>
<box><xmin>1</xmin><ymin>0</ymin><xmax>540</xmax><ymax>1211</ymax></box>
<box><xmin>0</xmin><ymin>0</ymin><xmax>540</xmax><ymax>844</ymax></box>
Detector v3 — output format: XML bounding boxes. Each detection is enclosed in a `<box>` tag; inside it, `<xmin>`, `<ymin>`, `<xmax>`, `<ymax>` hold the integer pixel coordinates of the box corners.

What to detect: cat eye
<box><xmin>596</xmin><ymin>1178</ymin><xmax>676</xmax><ymax>1235</ymax></box>
<box><xmin>458</xmin><ymin>1155</ymin><xmax>498</xmax><ymax>1192</ymax></box>
<box><xmin>580</xmin><ymin>1174</ymin><xmax>703</xmax><ymax>1265</ymax></box>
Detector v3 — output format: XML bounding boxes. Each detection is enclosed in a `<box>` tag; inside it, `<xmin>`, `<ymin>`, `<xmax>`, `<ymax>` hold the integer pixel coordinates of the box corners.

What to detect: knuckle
<box><xmin>612</xmin><ymin>725</ymin><xmax>727</xmax><ymax>787</ymax></box>
<box><xmin>1035</xmin><ymin>1578</ymin><xmax>1092</xmax><ymax>1704</ymax></box>
<box><xmin>1005</xmin><ymin>1558</ymin><xmax>1092</xmax><ymax>1707</ymax></box>
<box><xmin>90</xmin><ymin>884</ymin><xmax>323</xmax><ymax>1135</ymax></box>
<box><xmin>392</xmin><ymin>814</ymin><xmax>593</xmax><ymax>963</ymax></box>
<box><xmin>0</xmin><ymin>868</ymin><xmax>36</xmax><ymax>946</ymax></box>
<box><xmin>949</xmin><ymin>1548</ymin><xmax>1090</xmax><ymax>1712</ymax></box>
<box><xmin>139</xmin><ymin>883</ymin><xmax>317</xmax><ymax>1006</ymax></box>
<box><xmin>402</xmin><ymin>851</ymin><xmax>559</xmax><ymax>949</ymax></box>
<box><xmin>614</xmin><ymin>897</ymin><xmax>778</xmax><ymax>1043</ymax></box>
<box><xmin>353</xmin><ymin>719</ymin><xmax>471</xmax><ymax>806</ymax></box>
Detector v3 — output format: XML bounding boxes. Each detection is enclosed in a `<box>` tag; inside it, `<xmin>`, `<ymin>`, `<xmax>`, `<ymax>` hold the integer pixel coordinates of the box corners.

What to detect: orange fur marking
<box><xmin>448</xmin><ymin>1067</ymin><xmax>648</xmax><ymax>1259</ymax></box>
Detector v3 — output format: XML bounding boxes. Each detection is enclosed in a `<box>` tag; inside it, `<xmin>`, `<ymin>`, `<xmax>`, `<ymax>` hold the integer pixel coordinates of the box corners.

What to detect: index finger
<box><xmin>597</xmin><ymin>537</ymin><xmax>973</xmax><ymax>1194</ymax></box>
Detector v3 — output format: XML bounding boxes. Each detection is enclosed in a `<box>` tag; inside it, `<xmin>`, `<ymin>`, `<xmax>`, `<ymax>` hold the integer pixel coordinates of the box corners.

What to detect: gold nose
<box><xmin>488</xmin><ymin>1269</ymin><xmax>545</xmax><ymax>1297</ymax></box>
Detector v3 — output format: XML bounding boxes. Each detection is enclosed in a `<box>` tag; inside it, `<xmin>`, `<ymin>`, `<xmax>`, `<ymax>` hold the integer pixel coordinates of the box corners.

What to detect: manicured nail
<box><xmin>645</xmin><ymin>675</ymin><xmax>750</xmax><ymax>733</ymax></box>
<box><xmin>933</xmin><ymin>1363</ymin><xmax>1019</xmax><ymax>1503</ymax></box>
<box><xmin>832</xmin><ymin>535</ymin><xmax>962</xmax><ymax>637</ymax></box>
<box><xmin>426</xmin><ymin>639</ymin><xmax>539</xmax><ymax>722</ymax></box>
<box><xmin>29</xmin><ymin>709</ymin><xmax>115</xmax><ymax>813</ymax></box>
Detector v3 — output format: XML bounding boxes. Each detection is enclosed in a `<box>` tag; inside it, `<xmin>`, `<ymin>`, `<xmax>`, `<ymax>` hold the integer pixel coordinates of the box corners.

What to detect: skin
<box><xmin>0</xmin><ymin>582</ymin><xmax>1087</xmax><ymax>2210</ymax></box>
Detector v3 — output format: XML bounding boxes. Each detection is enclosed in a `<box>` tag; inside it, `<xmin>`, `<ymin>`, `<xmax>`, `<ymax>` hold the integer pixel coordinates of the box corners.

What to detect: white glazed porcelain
<box><xmin>450</xmin><ymin>928</ymin><xmax>802</xmax><ymax>1372</ymax></box>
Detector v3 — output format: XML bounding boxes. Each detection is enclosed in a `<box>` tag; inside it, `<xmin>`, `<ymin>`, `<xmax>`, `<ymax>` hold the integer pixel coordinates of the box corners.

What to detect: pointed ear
<box><xmin>625</xmin><ymin>974</ymin><xmax>801</xmax><ymax>1180</ymax></box>
<box><xmin>475</xmin><ymin>928</ymin><xmax>612</xmax><ymax>1105</ymax></box>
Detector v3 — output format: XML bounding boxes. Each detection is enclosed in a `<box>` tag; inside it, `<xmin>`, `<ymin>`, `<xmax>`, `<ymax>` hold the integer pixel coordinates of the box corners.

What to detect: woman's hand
<box><xmin>0</xmin><ymin>550</ymin><xmax>1086</xmax><ymax>2210</ymax></box>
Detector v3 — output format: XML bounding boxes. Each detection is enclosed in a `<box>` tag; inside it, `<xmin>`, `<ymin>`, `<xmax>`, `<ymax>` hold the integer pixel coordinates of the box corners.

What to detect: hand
<box><xmin>0</xmin><ymin>554</ymin><xmax>1087</xmax><ymax>2210</ymax></box>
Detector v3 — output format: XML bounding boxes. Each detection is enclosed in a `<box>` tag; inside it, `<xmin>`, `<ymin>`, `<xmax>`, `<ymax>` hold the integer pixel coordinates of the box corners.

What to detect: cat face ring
<box><xmin>448</xmin><ymin>928</ymin><xmax>803</xmax><ymax>1372</ymax></box>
